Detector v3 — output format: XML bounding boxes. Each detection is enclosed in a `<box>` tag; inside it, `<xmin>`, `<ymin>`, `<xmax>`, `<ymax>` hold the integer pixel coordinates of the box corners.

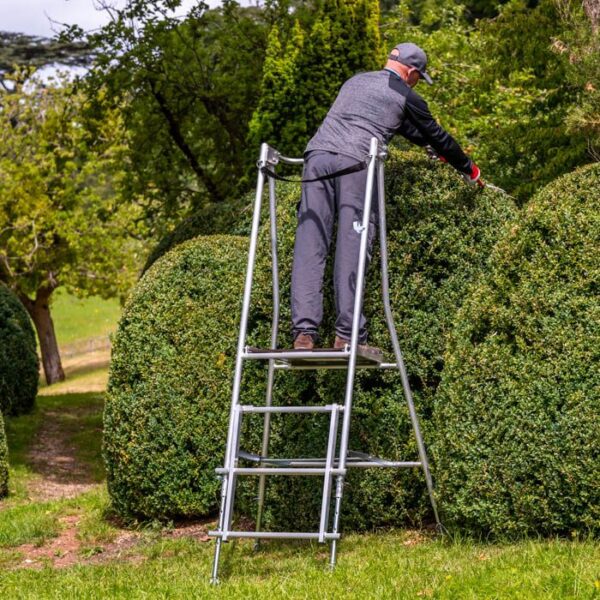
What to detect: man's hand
<box><xmin>463</xmin><ymin>163</ymin><xmax>482</xmax><ymax>186</ymax></box>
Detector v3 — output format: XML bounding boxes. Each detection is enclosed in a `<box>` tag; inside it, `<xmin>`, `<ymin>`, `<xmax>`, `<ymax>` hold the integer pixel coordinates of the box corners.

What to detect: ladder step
<box><xmin>238</xmin><ymin>404</ymin><xmax>343</xmax><ymax>414</ymax></box>
<box><xmin>244</xmin><ymin>346</ymin><xmax>384</xmax><ymax>369</ymax></box>
<box><xmin>216</xmin><ymin>467</ymin><xmax>345</xmax><ymax>476</ymax></box>
<box><xmin>208</xmin><ymin>530</ymin><xmax>341</xmax><ymax>541</ymax></box>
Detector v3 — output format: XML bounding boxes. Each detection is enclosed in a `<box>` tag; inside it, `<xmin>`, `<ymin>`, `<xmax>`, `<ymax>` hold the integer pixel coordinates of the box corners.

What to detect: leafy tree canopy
<box><xmin>0</xmin><ymin>74</ymin><xmax>145</xmax><ymax>382</ymax></box>
<box><xmin>59</xmin><ymin>0</ymin><xmax>283</xmax><ymax>238</ymax></box>
<box><xmin>382</xmin><ymin>0</ymin><xmax>595</xmax><ymax>201</ymax></box>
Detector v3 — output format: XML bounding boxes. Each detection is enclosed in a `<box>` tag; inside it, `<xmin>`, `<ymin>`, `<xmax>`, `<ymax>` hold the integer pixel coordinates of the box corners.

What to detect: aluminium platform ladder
<box><xmin>209</xmin><ymin>137</ymin><xmax>440</xmax><ymax>583</ymax></box>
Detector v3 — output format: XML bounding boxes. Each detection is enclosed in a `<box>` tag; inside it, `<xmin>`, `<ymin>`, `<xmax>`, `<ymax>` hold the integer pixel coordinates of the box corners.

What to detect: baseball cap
<box><xmin>389</xmin><ymin>42</ymin><xmax>433</xmax><ymax>85</ymax></box>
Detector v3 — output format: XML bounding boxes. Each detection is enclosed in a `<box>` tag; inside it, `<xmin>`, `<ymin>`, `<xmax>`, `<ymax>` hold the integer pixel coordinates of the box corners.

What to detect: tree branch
<box><xmin>149</xmin><ymin>82</ymin><xmax>224</xmax><ymax>203</ymax></box>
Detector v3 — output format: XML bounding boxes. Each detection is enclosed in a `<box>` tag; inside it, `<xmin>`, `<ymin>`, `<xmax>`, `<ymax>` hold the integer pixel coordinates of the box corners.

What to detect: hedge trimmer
<box><xmin>425</xmin><ymin>145</ymin><xmax>514</xmax><ymax>198</ymax></box>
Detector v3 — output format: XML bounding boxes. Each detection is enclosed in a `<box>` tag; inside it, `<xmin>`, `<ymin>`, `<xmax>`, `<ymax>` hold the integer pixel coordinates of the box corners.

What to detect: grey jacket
<box><xmin>305</xmin><ymin>69</ymin><xmax>472</xmax><ymax>174</ymax></box>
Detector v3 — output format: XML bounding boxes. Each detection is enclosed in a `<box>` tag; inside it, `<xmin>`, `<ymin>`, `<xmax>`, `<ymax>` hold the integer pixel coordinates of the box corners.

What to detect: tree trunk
<box><xmin>20</xmin><ymin>287</ymin><xmax>65</xmax><ymax>385</ymax></box>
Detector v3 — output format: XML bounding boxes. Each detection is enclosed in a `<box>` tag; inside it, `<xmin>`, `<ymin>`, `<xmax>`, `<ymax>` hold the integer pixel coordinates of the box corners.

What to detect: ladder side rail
<box><xmin>211</xmin><ymin>143</ymin><xmax>270</xmax><ymax>583</ymax></box>
<box><xmin>255</xmin><ymin>175</ymin><xmax>281</xmax><ymax>541</ymax></box>
<box><xmin>337</xmin><ymin>137</ymin><xmax>379</xmax><ymax>469</ymax></box>
<box><xmin>319</xmin><ymin>404</ymin><xmax>340</xmax><ymax>542</ymax></box>
<box><xmin>329</xmin><ymin>136</ymin><xmax>380</xmax><ymax>567</ymax></box>
<box><xmin>376</xmin><ymin>158</ymin><xmax>441</xmax><ymax>527</ymax></box>
<box><xmin>224</xmin><ymin>142</ymin><xmax>270</xmax><ymax>467</ymax></box>
<box><xmin>221</xmin><ymin>406</ymin><xmax>243</xmax><ymax>541</ymax></box>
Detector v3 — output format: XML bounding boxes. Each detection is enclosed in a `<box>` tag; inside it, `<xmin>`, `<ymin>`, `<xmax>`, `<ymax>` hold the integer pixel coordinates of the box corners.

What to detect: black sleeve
<box><xmin>396</xmin><ymin>119</ymin><xmax>428</xmax><ymax>147</ymax></box>
<box><xmin>402</xmin><ymin>89</ymin><xmax>472</xmax><ymax>174</ymax></box>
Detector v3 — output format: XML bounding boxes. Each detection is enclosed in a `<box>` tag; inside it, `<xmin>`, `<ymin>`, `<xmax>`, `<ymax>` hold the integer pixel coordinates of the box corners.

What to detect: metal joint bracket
<box><xmin>257</xmin><ymin>145</ymin><xmax>280</xmax><ymax>169</ymax></box>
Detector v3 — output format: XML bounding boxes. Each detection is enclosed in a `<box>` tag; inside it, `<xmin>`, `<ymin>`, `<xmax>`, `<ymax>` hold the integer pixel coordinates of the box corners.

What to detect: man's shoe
<box><xmin>334</xmin><ymin>335</ymin><xmax>383</xmax><ymax>357</ymax></box>
<box><xmin>294</xmin><ymin>333</ymin><xmax>315</xmax><ymax>350</ymax></box>
<box><xmin>333</xmin><ymin>335</ymin><xmax>348</xmax><ymax>350</ymax></box>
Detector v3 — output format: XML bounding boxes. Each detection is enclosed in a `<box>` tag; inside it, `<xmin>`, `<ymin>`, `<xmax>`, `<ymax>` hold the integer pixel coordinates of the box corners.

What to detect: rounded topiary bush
<box><xmin>104</xmin><ymin>235</ymin><xmax>251</xmax><ymax>519</ymax></box>
<box><xmin>434</xmin><ymin>163</ymin><xmax>600</xmax><ymax>537</ymax></box>
<box><xmin>0</xmin><ymin>414</ymin><xmax>8</xmax><ymax>497</ymax></box>
<box><xmin>0</xmin><ymin>284</ymin><xmax>39</xmax><ymax>415</ymax></box>
<box><xmin>242</xmin><ymin>149</ymin><xmax>517</xmax><ymax>531</ymax></box>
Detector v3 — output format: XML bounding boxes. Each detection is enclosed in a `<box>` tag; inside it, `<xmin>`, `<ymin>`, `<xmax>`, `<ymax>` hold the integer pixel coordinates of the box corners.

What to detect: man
<box><xmin>291</xmin><ymin>42</ymin><xmax>481</xmax><ymax>351</ymax></box>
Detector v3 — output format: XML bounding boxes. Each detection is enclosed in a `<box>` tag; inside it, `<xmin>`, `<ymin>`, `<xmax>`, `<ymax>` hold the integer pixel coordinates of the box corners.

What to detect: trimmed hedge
<box><xmin>245</xmin><ymin>149</ymin><xmax>517</xmax><ymax>530</ymax></box>
<box><xmin>104</xmin><ymin>236</ymin><xmax>249</xmax><ymax>519</ymax></box>
<box><xmin>106</xmin><ymin>150</ymin><xmax>516</xmax><ymax>526</ymax></box>
<box><xmin>434</xmin><ymin>163</ymin><xmax>600</xmax><ymax>537</ymax></box>
<box><xmin>0</xmin><ymin>284</ymin><xmax>39</xmax><ymax>416</ymax></box>
<box><xmin>104</xmin><ymin>235</ymin><xmax>309</xmax><ymax>519</ymax></box>
<box><xmin>0</xmin><ymin>414</ymin><xmax>8</xmax><ymax>498</ymax></box>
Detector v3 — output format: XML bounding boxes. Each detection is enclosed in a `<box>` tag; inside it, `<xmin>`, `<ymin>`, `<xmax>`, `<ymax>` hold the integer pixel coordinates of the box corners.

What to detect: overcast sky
<box><xmin>0</xmin><ymin>0</ymin><xmax>257</xmax><ymax>38</ymax></box>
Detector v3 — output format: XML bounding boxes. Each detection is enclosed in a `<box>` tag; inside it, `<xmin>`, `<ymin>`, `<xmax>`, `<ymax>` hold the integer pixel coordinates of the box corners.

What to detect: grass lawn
<box><xmin>1</xmin><ymin>529</ymin><xmax>598</xmax><ymax>599</ymax></box>
<box><xmin>1</xmin><ymin>374</ymin><xmax>599</xmax><ymax>599</ymax></box>
<box><xmin>50</xmin><ymin>289</ymin><xmax>121</xmax><ymax>349</ymax></box>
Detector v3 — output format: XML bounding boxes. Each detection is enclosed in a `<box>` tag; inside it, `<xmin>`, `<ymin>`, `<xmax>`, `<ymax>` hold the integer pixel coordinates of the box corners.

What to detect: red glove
<box><xmin>463</xmin><ymin>163</ymin><xmax>482</xmax><ymax>186</ymax></box>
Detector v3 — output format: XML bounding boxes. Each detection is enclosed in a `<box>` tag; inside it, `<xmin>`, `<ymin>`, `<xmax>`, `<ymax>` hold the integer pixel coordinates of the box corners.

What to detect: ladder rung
<box><xmin>208</xmin><ymin>531</ymin><xmax>341</xmax><ymax>541</ymax></box>
<box><xmin>244</xmin><ymin>349</ymin><xmax>349</xmax><ymax>360</ymax></box>
<box><xmin>349</xmin><ymin>461</ymin><xmax>421</xmax><ymax>468</ymax></box>
<box><xmin>238</xmin><ymin>404</ymin><xmax>343</xmax><ymax>414</ymax></box>
<box><xmin>215</xmin><ymin>467</ymin><xmax>345</xmax><ymax>476</ymax></box>
<box><xmin>237</xmin><ymin>450</ymin><xmax>421</xmax><ymax>470</ymax></box>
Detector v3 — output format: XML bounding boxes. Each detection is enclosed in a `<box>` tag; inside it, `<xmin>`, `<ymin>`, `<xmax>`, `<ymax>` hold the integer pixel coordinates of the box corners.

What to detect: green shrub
<box><xmin>105</xmin><ymin>235</ymin><xmax>273</xmax><ymax>519</ymax></box>
<box><xmin>0</xmin><ymin>284</ymin><xmax>39</xmax><ymax>416</ymax></box>
<box><xmin>0</xmin><ymin>414</ymin><xmax>8</xmax><ymax>497</ymax></box>
<box><xmin>434</xmin><ymin>163</ymin><xmax>600</xmax><ymax>537</ymax></box>
<box><xmin>245</xmin><ymin>149</ymin><xmax>516</xmax><ymax>531</ymax></box>
<box><xmin>105</xmin><ymin>151</ymin><xmax>516</xmax><ymax>525</ymax></box>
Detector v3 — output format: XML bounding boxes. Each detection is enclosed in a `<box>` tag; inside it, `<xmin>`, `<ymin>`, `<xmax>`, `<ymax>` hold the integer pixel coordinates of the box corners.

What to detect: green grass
<box><xmin>50</xmin><ymin>289</ymin><xmax>121</xmax><ymax>348</ymax></box>
<box><xmin>0</xmin><ymin>532</ymin><xmax>598</xmax><ymax>599</ymax></box>
<box><xmin>1</xmin><ymin>373</ymin><xmax>599</xmax><ymax>598</ymax></box>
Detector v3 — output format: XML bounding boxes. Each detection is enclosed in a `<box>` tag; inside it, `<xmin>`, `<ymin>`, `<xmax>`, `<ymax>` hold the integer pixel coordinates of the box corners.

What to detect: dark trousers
<box><xmin>291</xmin><ymin>151</ymin><xmax>378</xmax><ymax>344</ymax></box>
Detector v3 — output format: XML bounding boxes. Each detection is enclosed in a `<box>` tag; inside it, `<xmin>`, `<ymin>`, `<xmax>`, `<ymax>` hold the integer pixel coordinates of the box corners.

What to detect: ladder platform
<box><xmin>208</xmin><ymin>530</ymin><xmax>341</xmax><ymax>541</ymax></box>
<box><xmin>238</xmin><ymin>449</ymin><xmax>421</xmax><ymax>469</ymax></box>
<box><xmin>244</xmin><ymin>345</ymin><xmax>384</xmax><ymax>368</ymax></box>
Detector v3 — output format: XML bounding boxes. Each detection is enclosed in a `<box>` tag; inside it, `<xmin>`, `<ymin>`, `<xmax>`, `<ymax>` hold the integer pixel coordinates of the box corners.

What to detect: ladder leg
<box><xmin>211</xmin><ymin>537</ymin><xmax>223</xmax><ymax>584</ymax></box>
<box><xmin>330</xmin><ymin>138</ymin><xmax>379</xmax><ymax>568</ymax></box>
<box><xmin>211</xmin><ymin>145</ymin><xmax>269</xmax><ymax>581</ymax></box>
<box><xmin>221</xmin><ymin>407</ymin><xmax>243</xmax><ymax>539</ymax></box>
<box><xmin>329</xmin><ymin>475</ymin><xmax>344</xmax><ymax>568</ymax></box>
<box><xmin>376</xmin><ymin>159</ymin><xmax>441</xmax><ymax>526</ymax></box>
<box><xmin>211</xmin><ymin>472</ymin><xmax>228</xmax><ymax>584</ymax></box>
<box><xmin>319</xmin><ymin>405</ymin><xmax>340</xmax><ymax>542</ymax></box>
<box><xmin>255</xmin><ymin>176</ymin><xmax>280</xmax><ymax>550</ymax></box>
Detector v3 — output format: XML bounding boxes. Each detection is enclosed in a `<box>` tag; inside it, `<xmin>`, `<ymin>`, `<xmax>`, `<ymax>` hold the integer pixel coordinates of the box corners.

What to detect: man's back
<box><xmin>306</xmin><ymin>70</ymin><xmax>412</xmax><ymax>161</ymax></box>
